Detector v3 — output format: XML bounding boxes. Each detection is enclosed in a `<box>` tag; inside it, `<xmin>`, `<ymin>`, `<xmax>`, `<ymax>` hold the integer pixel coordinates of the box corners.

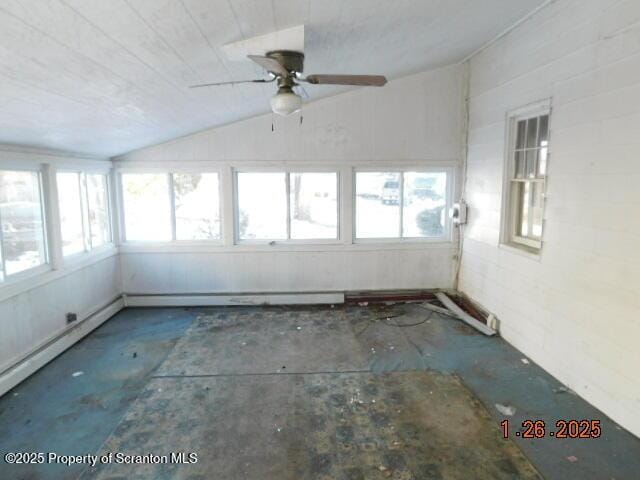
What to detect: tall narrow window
<box><xmin>505</xmin><ymin>110</ymin><xmax>549</xmax><ymax>251</ymax></box>
<box><xmin>355</xmin><ymin>171</ymin><xmax>449</xmax><ymax>240</ymax></box>
<box><xmin>173</xmin><ymin>173</ymin><xmax>221</xmax><ymax>240</ymax></box>
<box><xmin>57</xmin><ymin>172</ymin><xmax>86</xmax><ymax>256</ymax></box>
<box><xmin>122</xmin><ymin>174</ymin><xmax>171</xmax><ymax>241</ymax></box>
<box><xmin>0</xmin><ymin>170</ymin><xmax>47</xmax><ymax>279</ymax></box>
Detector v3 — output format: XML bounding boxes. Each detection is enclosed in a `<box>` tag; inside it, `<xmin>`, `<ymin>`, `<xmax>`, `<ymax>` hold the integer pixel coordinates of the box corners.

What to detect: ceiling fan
<box><xmin>189</xmin><ymin>50</ymin><xmax>387</xmax><ymax>116</ymax></box>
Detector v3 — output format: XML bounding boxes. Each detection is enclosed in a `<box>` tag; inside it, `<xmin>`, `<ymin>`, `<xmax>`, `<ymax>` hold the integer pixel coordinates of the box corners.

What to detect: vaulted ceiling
<box><xmin>0</xmin><ymin>0</ymin><xmax>546</xmax><ymax>157</ymax></box>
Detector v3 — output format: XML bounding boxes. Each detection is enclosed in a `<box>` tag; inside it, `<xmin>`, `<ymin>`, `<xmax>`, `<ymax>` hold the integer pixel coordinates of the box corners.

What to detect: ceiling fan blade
<box><xmin>304</xmin><ymin>74</ymin><xmax>387</xmax><ymax>86</ymax></box>
<box><xmin>189</xmin><ymin>78</ymin><xmax>274</xmax><ymax>88</ymax></box>
<box><xmin>248</xmin><ymin>55</ymin><xmax>289</xmax><ymax>77</ymax></box>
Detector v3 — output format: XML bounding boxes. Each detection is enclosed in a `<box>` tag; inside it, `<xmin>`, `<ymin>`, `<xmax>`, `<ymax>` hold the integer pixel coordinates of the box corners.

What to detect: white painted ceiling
<box><xmin>0</xmin><ymin>0</ymin><xmax>546</xmax><ymax>157</ymax></box>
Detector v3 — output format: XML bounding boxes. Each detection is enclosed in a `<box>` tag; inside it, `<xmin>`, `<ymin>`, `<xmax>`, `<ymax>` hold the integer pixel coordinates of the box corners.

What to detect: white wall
<box><xmin>116</xmin><ymin>65</ymin><xmax>465</xmax><ymax>295</ymax></box>
<box><xmin>460</xmin><ymin>0</ymin><xmax>640</xmax><ymax>436</ymax></box>
<box><xmin>0</xmin><ymin>255</ymin><xmax>120</xmax><ymax>372</ymax></box>
<box><xmin>0</xmin><ymin>147</ymin><xmax>121</xmax><ymax>383</ymax></box>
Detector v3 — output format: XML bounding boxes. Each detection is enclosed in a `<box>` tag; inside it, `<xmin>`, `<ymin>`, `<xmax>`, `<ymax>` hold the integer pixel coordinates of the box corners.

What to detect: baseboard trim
<box><xmin>0</xmin><ymin>296</ymin><xmax>124</xmax><ymax>397</ymax></box>
<box><xmin>123</xmin><ymin>292</ymin><xmax>345</xmax><ymax>307</ymax></box>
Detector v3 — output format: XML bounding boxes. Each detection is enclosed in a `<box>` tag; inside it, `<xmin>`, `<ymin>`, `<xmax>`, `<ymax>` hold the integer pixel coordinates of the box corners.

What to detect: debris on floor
<box><xmin>567</xmin><ymin>456</ymin><xmax>578</xmax><ymax>463</ymax></box>
<box><xmin>72</xmin><ymin>371</ymin><xmax>84</xmax><ymax>377</ymax></box>
<box><xmin>521</xmin><ymin>358</ymin><xmax>530</xmax><ymax>364</ymax></box>
<box><xmin>553</xmin><ymin>386</ymin><xmax>575</xmax><ymax>395</ymax></box>
<box><xmin>495</xmin><ymin>403</ymin><xmax>516</xmax><ymax>416</ymax></box>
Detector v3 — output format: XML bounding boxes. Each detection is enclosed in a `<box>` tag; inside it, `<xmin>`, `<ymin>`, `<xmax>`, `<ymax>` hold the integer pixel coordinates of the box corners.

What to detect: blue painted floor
<box><xmin>0</xmin><ymin>308</ymin><xmax>194</xmax><ymax>480</ymax></box>
<box><xmin>0</xmin><ymin>304</ymin><xmax>638</xmax><ymax>479</ymax></box>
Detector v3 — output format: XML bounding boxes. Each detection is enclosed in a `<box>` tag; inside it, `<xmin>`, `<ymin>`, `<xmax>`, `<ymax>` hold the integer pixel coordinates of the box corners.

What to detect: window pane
<box><xmin>538</xmin><ymin>147</ymin><xmax>548</xmax><ymax>177</ymax></box>
<box><xmin>525</xmin><ymin>150</ymin><xmax>537</xmax><ymax>178</ymax></box>
<box><xmin>515</xmin><ymin>120</ymin><xmax>526</xmax><ymax>149</ymax></box>
<box><xmin>402</xmin><ymin>172</ymin><xmax>447</xmax><ymax>238</ymax></box>
<box><xmin>538</xmin><ymin>114</ymin><xmax>549</xmax><ymax>177</ymax></box>
<box><xmin>355</xmin><ymin>172</ymin><xmax>400</xmax><ymax>238</ymax></box>
<box><xmin>531</xmin><ymin>182</ymin><xmax>544</xmax><ymax>239</ymax></box>
<box><xmin>526</xmin><ymin>117</ymin><xmax>538</xmax><ymax>148</ymax></box>
<box><xmin>514</xmin><ymin>151</ymin><xmax>525</xmax><ymax>179</ymax></box>
<box><xmin>0</xmin><ymin>171</ymin><xmax>46</xmax><ymax>275</ymax></box>
<box><xmin>538</xmin><ymin>115</ymin><xmax>549</xmax><ymax>145</ymax></box>
<box><xmin>174</xmin><ymin>173</ymin><xmax>220</xmax><ymax>240</ymax></box>
<box><xmin>122</xmin><ymin>174</ymin><xmax>171</xmax><ymax>241</ymax></box>
<box><xmin>290</xmin><ymin>173</ymin><xmax>338</xmax><ymax>240</ymax></box>
<box><xmin>516</xmin><ymin>182</ymin><xmax>531</xmax><ymax>237</ymax></box>
<box><xmin>57</xmin><ymin>172</ymin><xmax>85</xmax><ymax>256</ymax></box>
<box><xmin>87</xmin><ymin>174</ymin><xmax>110</xmax><ymax>248</ymax></box>
<box><xmin>237</xmin><ymin>173</ymin><xmax>287</xmax><ymax>240</ymax></box>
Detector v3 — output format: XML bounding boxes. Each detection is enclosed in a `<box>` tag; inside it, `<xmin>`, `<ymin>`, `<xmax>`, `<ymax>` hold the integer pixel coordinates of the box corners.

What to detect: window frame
<box><xmin>501</xmin><ymin>100</ymin><xmax>551</xmax><ymax>253</ymax></box>
<box><xmin>352</xmin><ymin>167</ymin><xmax>454</xmax><ymax>243</ymax></box>
<box><xmin>118</xmin><ymin>169</ymin><xmax>224</xmax><ymax>245</ymax></box>
<box><xmin>56</xmin><ymin>169</ymin><xmax>113</xmax><ymax>259</ymax></box>
<box><xmin>85</xmin><ymin>172</ymin><xmax>113</xmax><ymax>250</ymax></box>
<box><xmin>233</xmin><ymin>168</ymin><xmax>341</xmax><ymax>245</ymax></box>
<box><xmin>0</xmin><ymin>165</ymin><xmax>50</xmax><ymax>283</ymax></box>
<box><xmin>56</xmin><ymin>170</ymin><xmax>89</xmax><ymax>257</ymax></box>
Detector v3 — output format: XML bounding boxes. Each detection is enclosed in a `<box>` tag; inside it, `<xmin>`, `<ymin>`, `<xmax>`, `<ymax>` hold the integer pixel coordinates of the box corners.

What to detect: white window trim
<box><xmin>56</xmin><ymin>170</ymin><xmax>89</xmax><ymax>258</ymax></box>
<box><xmin>352</xmin><ymin>166</ymin><xmax>454</xmax><ymax>243</ymax></box>
<box><xmin>117</xmin><ymin>170</ymin><xmax>224</xmax><ymax>245</ymax></box>
<box><xmin>0</xmin><ymin>165</ymin><xmax>50</xmax><ymax>283</ymax></box>
<box><xmin>233</xmin><ymin>168</ymin><xmax>342</xmax><ymax>245</ymax></box>
<box><xmin>0</xmin><ymin>153</ymin><xmax>115</xmax><ymax>299</ymax></box>
<box><xmin>500</xmin><ymin>99</ymin><xmax>552</xmax><ymax>254</ymax></box>
<box><xmin>56</xmin><ymin>169</ymin><xmax>114</xmax><ymax>260</ymax></box>
<box><xmin>113</xmin><ymin>162</ymin><xmax>458</xmax><ymax>250</ymax></box>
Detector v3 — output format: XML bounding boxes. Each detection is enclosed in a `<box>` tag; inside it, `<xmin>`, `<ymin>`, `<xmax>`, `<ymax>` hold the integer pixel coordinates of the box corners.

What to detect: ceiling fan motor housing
<box><xmin>266</xmin><ymin>50</ymin><xmax>305</xmax><ymax>75</ymax></box>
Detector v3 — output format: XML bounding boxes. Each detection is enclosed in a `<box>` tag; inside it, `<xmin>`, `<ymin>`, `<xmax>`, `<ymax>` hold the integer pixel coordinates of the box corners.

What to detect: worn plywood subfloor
<box><xmin>81</xmin><ymin>307</ymin><xmax>540</xmax><ymax>479</ymax></box>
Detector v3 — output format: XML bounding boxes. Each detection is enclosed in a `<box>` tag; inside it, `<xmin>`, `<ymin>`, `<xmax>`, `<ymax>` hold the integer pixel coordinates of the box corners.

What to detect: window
<box><xmin>122</xmin><ymin>174</ymin><xmax>172</xmax><ymax>242</ymax></box>
<box><xmin>290</xmin><ymin>173</ymin><xmax>338</xmax><ymax>240</ymax></box>
<box><xmin>86</xmin><ymin>174</ymin><xmax>110</xmax><ymax>248</ymax></box>
<box><xmin>57</xmin><ymin>172</ymin><xmax>85</xmax><ymax>256</ymax></box>
<box><xmin>0</xmin><ymin>170</ymin><xmax>47</xmax><ymax>280</ymax></box>
<box><xmin>121</xmin><ymin>172</ymin><xmax>221</xmax><ymax>242</ymax></box>
<box><xmin>504</xmin><ymin>109</ymin><xmax>549</xmax><ymax>251</ymax></box>
<box><xmin>57</xmin><ymin>172</ymin><xmax>111</xmax><ymax>255</ymax></box>
<box><xmin>174</xmin><ymin>173</ymin><xmax>221</xmax><ymax>240</ymax></box>
<box><xmin>355</xmin><ymin>171</ymin><xmax>448</xmax><ymax>240</ymax></box>
<box><xmin>236</xmin><ymin>171</ymin><xmax>338</xmax><ymax>241</ymax></box>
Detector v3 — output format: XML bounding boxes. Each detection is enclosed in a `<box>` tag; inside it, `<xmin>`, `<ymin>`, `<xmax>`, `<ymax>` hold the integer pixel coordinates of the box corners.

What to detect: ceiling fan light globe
<box><xmin>270</xmin><ymin>91</ymin><xmax>302</xmax><ymax>116</ymax></box>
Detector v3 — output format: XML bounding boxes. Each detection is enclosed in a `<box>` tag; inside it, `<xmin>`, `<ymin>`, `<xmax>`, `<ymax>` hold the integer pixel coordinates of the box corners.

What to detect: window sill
<box><xmin>118</xmin><ymin>241</ymin><xmax>456</xmax><ymax>254</ymax></box>
<box><xmin>499</xmin><ymin>242</ymin><xmax>542</xmax><ymax>261</ymax></box>
<box><xmin>0</xmin><ymin>245</ymin><xmax>118</xmax><ymax>303</ymax></box>
<box><xmin>354</xmin><ymin>236</ymin><xmax>451</xmax><ymax>244</ymax></box>
<box><xmin>61</xmin><ymin>244</ymin><xmax>117</xmax><ymax>268</ymax></box>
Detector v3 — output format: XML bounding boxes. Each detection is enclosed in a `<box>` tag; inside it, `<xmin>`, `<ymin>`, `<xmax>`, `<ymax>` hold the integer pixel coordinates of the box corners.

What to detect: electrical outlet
<box><xmin>66</xmin><ymin>312</ymin><xmax>78</xmax><ymax>324</ymax></box>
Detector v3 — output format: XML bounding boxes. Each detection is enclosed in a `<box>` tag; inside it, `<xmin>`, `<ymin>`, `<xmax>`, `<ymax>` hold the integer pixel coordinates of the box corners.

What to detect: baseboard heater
<box><xmin>0</xmin><ymin>296</ymin><xmax>125</xmax><ymax>397</ymax></box>
<box><xmin>123</xmin><ymin>292</ymin><xmax>345</xmax><ymax>307</ymax></box>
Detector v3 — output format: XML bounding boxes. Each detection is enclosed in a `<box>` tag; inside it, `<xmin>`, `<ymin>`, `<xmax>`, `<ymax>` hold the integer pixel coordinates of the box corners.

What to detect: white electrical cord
<box><xmin>453</xmin><ymin>63</ymin><xmax>471</xmax><ymax>290</ymax></box>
